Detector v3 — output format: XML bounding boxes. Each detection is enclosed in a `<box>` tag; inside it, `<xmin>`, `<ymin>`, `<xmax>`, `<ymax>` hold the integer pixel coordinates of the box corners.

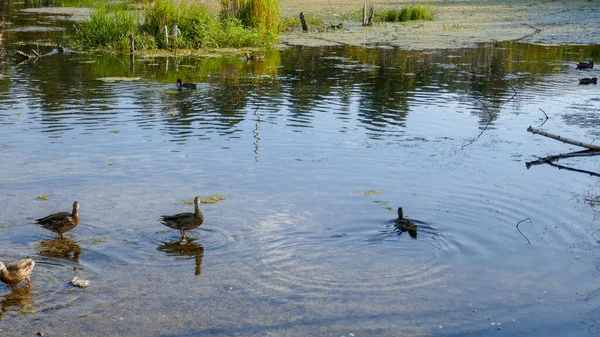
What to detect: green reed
<box><xmin>376</xmin><ymin>4</ymin><xmax>435</xmax><ymax>23</ymax></box>
<box><xmin>74</xmin><ymin>0</ymin><xmax>277</xmax><ymax>51</ymax></box>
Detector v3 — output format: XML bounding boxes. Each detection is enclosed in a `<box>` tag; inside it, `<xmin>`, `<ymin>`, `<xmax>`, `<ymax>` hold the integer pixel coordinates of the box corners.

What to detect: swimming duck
<box><xmin>579</xmin><ymin>77</ymin><xmax>597</xmax><ymax>85</ymax></box>
<box><xmin>0</xmin><ymin>259</ymin><xmax>35</xmax><ymax>287</ymax></box>
<box><xmin>160</xmin><ymin>197</ymin><xmax>204</xmax><ymax>239</ymax></box>
<box><xmin>176</xmin><ymin>79</ymin><xmax>197</xmax><ymax>89</ymax></box>
<box><xmin>395</xmin><ymin>207</ymin><xmax>418</xmax><ymax>232</ymax></box>
<box><xmin>35</xmin><ymin>201</ymin><xmax>80</xmax><ymax>239</ymax></box>
<box><xmin>576</xmin><ymin>61</ymin><xmax>594</xmax><ymax>70</ymax></box>
<box><xmin>57</xmin><ymin>42</ymin><xmax>66</xmax><ymax>54</ymax></box>
<box><xmin>245</xmin><ymin>52</ymin><xmax>265</xmax><ymax>61</ymax></box>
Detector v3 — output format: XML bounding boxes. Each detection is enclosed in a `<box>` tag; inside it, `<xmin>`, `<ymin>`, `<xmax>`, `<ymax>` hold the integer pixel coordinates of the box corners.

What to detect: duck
<box><xmin>395</xmin><ymin>207</ymin><xmax>418</xmax><ymax>232</ymax></box>
<box><xmin>576</xmin><ymin>61</ymin><xmax>594</xmax><ymax>70</ymax></box>
<box><xmin>245</xmin><ymin>52</ymin><xmax>265</xmax><ymax>61</ymax></box>
<box><xmin>57</xmin><ymin>42</ymin><xmax>66</xmax><ymax>54</ymax></box>
<box><xmin>34</xmin><ymin>201</ymin><xmax>80</xmax><ymax>239</ymax></box>
<box><xmin>579</xmin><ymin>77</ymin><xmax>597</xmax><ymax>85</ymax></box>
<box><xmin>160</xmin><ymin>197</ymin><xmax>204</xmax><ymax>239</ymax></box>
<box><xmin>0</xmin><ymin>259</ymin><xmax>35</xmax><ymax>287</ymax></box>
<box><xmin>176</xmin><ymin>78</ymin><xmax>197</xmax><ymax>89</ymax></box>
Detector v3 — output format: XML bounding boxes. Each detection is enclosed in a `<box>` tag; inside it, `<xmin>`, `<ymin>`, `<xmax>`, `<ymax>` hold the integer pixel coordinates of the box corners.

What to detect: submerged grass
<box><xmin>74</xmin><ymin>0</ymin><xmax>279</xmax><ymax>51</ymax></box>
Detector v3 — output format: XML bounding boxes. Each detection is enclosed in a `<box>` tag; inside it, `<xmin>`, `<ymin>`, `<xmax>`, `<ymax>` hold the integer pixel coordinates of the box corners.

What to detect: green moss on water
<box><xmin>355</xmin><ymin>190</ymin><xmax>382</xmax><ymax>197</ymax></box>
<box><xmin>92</xmin><ymin>236</ymin><xmax>110</xmax><ymax>243</ymax></box>
<box><xmin>182</xmin><ymin>196</ymin><xmax>227</xmax><ymax>204</ymax></box>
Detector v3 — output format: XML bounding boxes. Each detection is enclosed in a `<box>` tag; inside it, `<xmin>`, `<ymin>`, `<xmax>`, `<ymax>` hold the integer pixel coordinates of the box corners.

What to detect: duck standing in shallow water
<box><xmin>395</xmin><ymin>207</ymin><xmax>418</xmax><ymax>238</ymax></box>
<box><xmin>35</xmin><ymin>201</ymin><xmax>80</xmax><ymax>239</ymax></box>
<box><xmin>579</xmin><ymin>77</ymin><xmax>597</xmax><ymax>85</ymax></box>
<box><xmin>176</xmin><ymin>79</ymin><xmax>197</xmax><ymax>89</ymax></box>
<box><xmin>160</xmin><ymin>197</ymin><xmax>204</xmax><ymax>239</ymax></box>
<box><xmin>0</xmin><ymin>259</ymin><xmax>35</xmax><ymax>287</ymax></box>
<box><xmin>576</xmin><ymin>61</ymin><xmax>594</xmax><ymax>70</ymax></box>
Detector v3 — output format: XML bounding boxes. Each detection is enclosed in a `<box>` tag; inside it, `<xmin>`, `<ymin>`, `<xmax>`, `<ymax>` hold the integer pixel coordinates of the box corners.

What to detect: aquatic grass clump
<box><xmin>73</xmin><ymin>6</ymin><xmax>145</xmax><ymax>50</ymax></box>
<box><xmin>219</xmin><ymin>0</ymin><xmax>280</xmax><ymax>32</ymax></box>
<box><xmin>375</xmin><ymin>4</ymin><xmax>435</xmax><ymax>23</ymax></box>
<box><xmin>74</xmin><ymin>0</ymin><xmax>278</xmax><ymax>50</ymax></box>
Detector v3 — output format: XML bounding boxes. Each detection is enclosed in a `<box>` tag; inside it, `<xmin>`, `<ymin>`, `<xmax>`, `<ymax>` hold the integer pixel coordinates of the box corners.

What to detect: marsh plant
<box><xmin>220</xmin><ymin>0</ymin><xmax>280</xmax><ymax>32</ymax></box>
<box><xmin>375</xmin><ymin>4</ymin><xmax>435</xmax><ymax>23</ymax></box>
<box><xmin>74</xmin><ymin>0</ymin><xmax>280</xmax><ymax>51</ymax></box>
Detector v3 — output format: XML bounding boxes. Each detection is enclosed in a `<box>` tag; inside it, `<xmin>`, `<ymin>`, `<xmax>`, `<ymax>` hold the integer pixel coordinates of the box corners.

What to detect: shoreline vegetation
<box><xmin>72</xmin><ymin>0</ymin><xmax>435</xmax><ymax>52</ymax></box>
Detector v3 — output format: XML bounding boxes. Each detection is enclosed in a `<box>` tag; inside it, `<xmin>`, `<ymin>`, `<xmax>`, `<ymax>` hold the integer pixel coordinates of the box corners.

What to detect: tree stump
<box><xmin>299</xmin><ymin>12</ymin><xmax>309</xmax><ymax>32</ymax></box>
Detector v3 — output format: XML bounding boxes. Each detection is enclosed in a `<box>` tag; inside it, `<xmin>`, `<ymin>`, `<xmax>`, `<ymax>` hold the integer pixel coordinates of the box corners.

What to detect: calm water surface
<box><xmin>1</xmin><ymin>3</ymin><xmax>600</xmax><ymax>336</ymax></box>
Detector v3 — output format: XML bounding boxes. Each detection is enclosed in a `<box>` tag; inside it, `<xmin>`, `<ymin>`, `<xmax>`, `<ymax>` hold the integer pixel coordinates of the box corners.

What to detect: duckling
<box><xmin>35</xmin><ymin>201</ymin><xmax>80</xmax><ymax>239</ymax></box>
<box><xmin>245</xmin><ymin>52</ymin><xmax>265</xmax><ymax>61</ymax></box>
<box><xmin>579</xmin><ymin>77</ymin><xmax>597</xmax><ymax>85</ymax></box>
<box><xmin>576</xmin><ymin>61</ymin><xmax>594</xmax><ymax>70</ymax></box>
<box><xmin>160</xmin><ymin>197</ymin><xmax>204</xmax><ymax>239</ymax></box>
<box><xmin>0</xmin><ymin>259</ymin><xmax>35</xmax><ymax>287</ymax></box>
<box><xmin>176</xmin><ymin>78</ymin><xmax>197</xmax><ymax>89</ymax></box>
<box><xmin>395</xmin><ymin>207</ymin><xmax>418</xmax><ymax>232</ymax></box>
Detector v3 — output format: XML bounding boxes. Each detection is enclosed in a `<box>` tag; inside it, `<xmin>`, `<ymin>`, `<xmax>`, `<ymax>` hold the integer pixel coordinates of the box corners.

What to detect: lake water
<box><xmin>1</xmin><ymin>2</ymin><xmax>600</xmax><ymax>336</ymax></box>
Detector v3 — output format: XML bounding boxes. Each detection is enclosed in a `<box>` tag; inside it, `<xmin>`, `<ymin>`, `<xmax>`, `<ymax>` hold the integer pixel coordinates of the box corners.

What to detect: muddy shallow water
<box><xmin>2</xmin><ymin>2</ymin><xmax>600</xmax><ymax>337</ymax></box>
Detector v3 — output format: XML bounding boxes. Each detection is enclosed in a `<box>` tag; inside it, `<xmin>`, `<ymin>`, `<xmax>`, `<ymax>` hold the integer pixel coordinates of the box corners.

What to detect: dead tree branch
<box><xmin>526</xmin><ymin>149</ymin><xmax>600</xmax><ymax>168</ymax></box>
<box><xmin>527</xmin><ymin>126</ymin><xmax>600</xmax><ymax>150</ymax></box>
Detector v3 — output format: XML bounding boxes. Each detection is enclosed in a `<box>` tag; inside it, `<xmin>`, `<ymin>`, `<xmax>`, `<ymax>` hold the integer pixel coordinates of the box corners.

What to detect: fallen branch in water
<box><xmin>516</xmin><ymin>218</ymin><xmax>533</xmax><ymax>245</ymax></box>
<box><xmin>527</xmin><ymin>126</ymin><xmax>600</xmax><ymax>150</ymax></box>
<box><xmin>543</xmin><ymin>161</ymin><xmax>600</xmax><ymax>178</ymax></box>
<box><xmin>526</xmin><ymin>149</ymin><xmax>600</xmax><ymax>168</ymax></box>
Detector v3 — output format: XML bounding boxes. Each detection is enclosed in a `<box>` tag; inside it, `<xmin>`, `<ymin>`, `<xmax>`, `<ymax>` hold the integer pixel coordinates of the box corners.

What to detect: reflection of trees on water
<box><xmin>4</xmin><ymin>41</ymin><xmax>600</xmax><ymax>140</ymax></box>
<box><xmin>157</xmin><ymin>238</ymin><xmax>204</xmax><ymax>276</ymax></box>
<box><xmin>0</xmin><ymin>287</ymin><xmax>34</xmax><ymax>321</ymax></box>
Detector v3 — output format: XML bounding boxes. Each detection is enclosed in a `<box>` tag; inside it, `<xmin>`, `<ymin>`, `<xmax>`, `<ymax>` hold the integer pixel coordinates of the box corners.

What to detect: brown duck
<box><xmin>160</xmin><ymin>197</ymin><xmax>204</xmax><ymax>239</ymax></box>
<box><xmin>0</xmin><ymin>259</ymin><xmax>35</xmax><ymax>287</ymax></box>
<box><xmin>35</xmin><ymin>201</ymin><xmax>80</xmax><ymax>239</ymax></box>
<box><xmin>576</xmin><ymin>61</ymin><xmax>594</xmax><ymax>70</ymax></box>
<box><xmin>176</xmin><ymin>79</ymin><xmax>197</xmax><ymax>89</ymax></box>
<box><xmin>579</xmin><ymin>77</ymin><xmax>597</xmax><ymax>85</ymax></box>
<box><xmin>245</xmin><ymin>52</ymin><xmax>265</xmax><ymax>61</ymax></box>
<box><xmin>396</xmin><ymin>207</ymin><xmax>418</xmax><ymax>231</ymax></box>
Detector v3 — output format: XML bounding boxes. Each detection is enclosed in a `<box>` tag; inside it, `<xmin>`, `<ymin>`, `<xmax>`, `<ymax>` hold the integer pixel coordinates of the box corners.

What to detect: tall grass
<box><xmin>376</xmin><ymin>4</ymin><xmax>435</xmax><ymax>23</ymax></box>
<box><xmin>73</xmin><ymin>7</ymin><xmax>139</xmax><ymax>49</ymax></box>
<box><xmin>219</xmin><ymin>0</ymin><xmax>280</xmax><ymax>32</ymax></box>
<box><xmin>74</xmin><ymin>0</ymin><xmax>278</xmax><ymax>51</ymax></box>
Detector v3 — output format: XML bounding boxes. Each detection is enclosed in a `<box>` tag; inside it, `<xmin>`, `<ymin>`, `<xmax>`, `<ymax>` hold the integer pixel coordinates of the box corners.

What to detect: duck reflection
<box><xmin>37</xmin><ymin>237</ymin><xmax>82</xmax><ymax>262</ymax></box>
<box><xmin>157</xmin><ymin>238</ymin><xmax>204</xmax><ymax>276</ymax></box>
<box><xmin>0</xmin><ymin>287</ymin><xmax>34</xmax><ymax>321</ymax></box>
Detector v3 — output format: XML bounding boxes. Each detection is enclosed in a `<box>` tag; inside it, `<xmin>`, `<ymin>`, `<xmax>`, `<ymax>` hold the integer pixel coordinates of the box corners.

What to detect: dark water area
<box><xmin>2</xmin><ymin>2</ymin><xmax>600</xmax><ymax>336</ymax></box>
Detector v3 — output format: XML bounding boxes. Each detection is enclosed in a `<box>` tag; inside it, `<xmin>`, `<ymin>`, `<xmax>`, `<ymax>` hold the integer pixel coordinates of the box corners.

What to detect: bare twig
<box><xmin>526</xmin><ymin>149</ymin><xmax>600</xmax><ymax>168</ymax></box>
<box><xmin>516</xmin><ymin>218</ymin><xmax>533</xmax><ymax>245</ymax></box>
<box><xmin>544</xmin><ymin>161</ymin><xmax>600</xmax><ymax>177</ymax></box>
<box><xmin>538</xmin><ymin>108</ymin><xmax>549</xmax><ymax>127</ymax></box>
<box><xmin>497</xmin><ymin>77</ymin><xmax>518</xmax><ymax>105</ymax></box>
<box><xmin>461</xmin><ymin>97</ymin><xmax>495</xmax><ymax>149</ymax></box>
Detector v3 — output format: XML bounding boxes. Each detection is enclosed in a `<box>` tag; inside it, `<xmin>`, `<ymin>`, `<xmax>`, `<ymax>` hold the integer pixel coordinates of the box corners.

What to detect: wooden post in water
<box><xmin>362</xmin><ymin>3</ymin><xmax>367</xmax><ymax>26</ymax></box>
<box><xmin>128</xmin><ymin>33</ymin><xmax>135</xmax><ymax>53</ymax></box>
<box><xmin>171</xmin><ymin>24</ymin><xmax>180</xmax><ymax>49</ymax></box>
<box><xmin>367</xmin><ymin>5</ymin><xmax>375</xmax><ymax>26</ymax></box>
<box><xmin>163</xmin><ymin>26</ymin><xmax>169</xmax><ymax>47</ymax></box>
<box><xmin>299</xmin><ymin>12</ymin><xmax>308</xmax><ymax>32</ymax></box>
